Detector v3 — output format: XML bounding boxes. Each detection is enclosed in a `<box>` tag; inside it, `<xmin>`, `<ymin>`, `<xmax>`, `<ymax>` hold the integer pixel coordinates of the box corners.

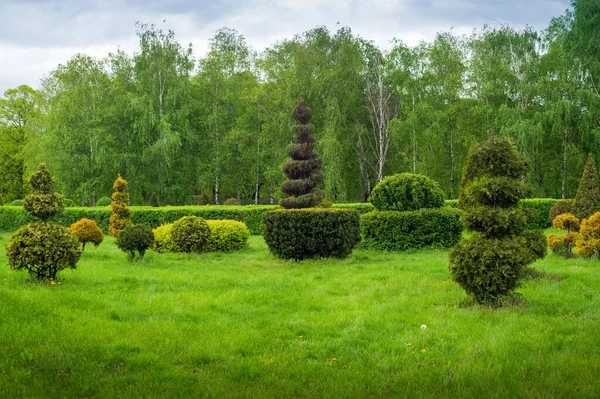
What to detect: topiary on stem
<box><xmin>280</xmin><ymin>94</ymin><xmax>323</xmax><ymax>209</ymax></box>
<box><xmin>109</xmin><ymin>174</ymin><xmax>132</xmax><ymax>237</ymax></box>
<box><xmin>573</xmin><ymin>153</ymin><xmax>600</xmax><ymax>220</ymax></box>
<box><xmin>449</xmin><ymin>138</ymin><xmax>546</xmax><ymax>305</ymax></box>
<box><xmin>69</xmin><ymin>218</ymin><xmax>104</xmax><ymax>252</ymax></box>
<box><xmin>5</xmin><ymin>163</ymin><xmax>81</xmax><ymax>281</ymax></box>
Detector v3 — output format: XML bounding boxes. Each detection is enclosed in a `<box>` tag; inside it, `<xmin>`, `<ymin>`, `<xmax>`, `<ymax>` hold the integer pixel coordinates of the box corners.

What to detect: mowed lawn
<box><xmin>0</xmin><ymin>231</ymin><xmax>599</xmax><ymax>398</ymax></box>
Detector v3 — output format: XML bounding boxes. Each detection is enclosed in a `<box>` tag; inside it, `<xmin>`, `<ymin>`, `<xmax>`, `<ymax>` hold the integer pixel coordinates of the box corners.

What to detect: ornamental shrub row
<box><xmin>152</xmin><ymin>220</ymin><xmax>250</xmax><ymax>253</ymax></box>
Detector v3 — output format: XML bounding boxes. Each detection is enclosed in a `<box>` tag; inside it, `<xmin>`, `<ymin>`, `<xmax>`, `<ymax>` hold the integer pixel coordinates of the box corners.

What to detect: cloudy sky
<box><xmin>0</xmin><ymin>0</ymin><xmax>571</xmax><ymax>94</ymax></box>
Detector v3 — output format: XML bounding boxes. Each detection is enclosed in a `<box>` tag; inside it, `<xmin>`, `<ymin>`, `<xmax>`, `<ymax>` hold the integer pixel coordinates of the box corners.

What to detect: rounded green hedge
<box><xmin>360</xmin><ymin>208</ymin><xmax>463</xmax><ymax>251</ymax></box>
<box><xmin>205</xmin><ymin>220</ymin><xmax>250</xmax><ymax>252</ymax></box>
<box><xmin>171</xmin><ymin>216</ymin><xmax>210</xmax><ymax>253</ymax></box>
<box><xmin>369</xmin><ymin>173</ymin><xmax>444</xmax><ymax>212</ymax></box>
<box><xmin>96</xmin><ymin>197</ymin><xmax>112</xmax><ymax>207</ymax></box>
<box><xmin>262</xmin><ymin>208</ymin><xmax>360</xmax><ymax>260</ymax></box>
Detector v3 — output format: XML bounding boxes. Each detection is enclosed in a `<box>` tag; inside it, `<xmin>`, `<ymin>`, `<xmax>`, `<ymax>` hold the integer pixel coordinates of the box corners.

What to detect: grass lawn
<box><xmin>0</xmin><ymin>230</ymin><xmax>599</xmax><ymax>398</ymax></box>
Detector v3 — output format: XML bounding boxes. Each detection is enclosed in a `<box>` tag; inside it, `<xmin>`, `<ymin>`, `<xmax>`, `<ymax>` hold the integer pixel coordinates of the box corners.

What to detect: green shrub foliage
<box><xmin>63</xmin><ymin>198</ymin><xmax>76</xmax><ymax>207</ymax></box>
<box><xmin>116</xmin><ymin>225</ymin><xmax>154</xmax><ymax>259</ymax></box>
<box><xmin>573</xmin><ymin>154</ymin><xmax>600</xmax><ymax>220</ymax></box>
<box><xmin>109</xmin><ymin>175</ymin><xmax>132</xmax><ymax>237</ymax></box>
<box><xmin>170</xmin><ymin>216</ymin><xmax>211</xmax><ymax>253</ymax></box>
<box><xmin>361</xmin><ymin>208</ymin><xmax>463</xmax><ymax>251</ymax></box>
<box><xmin>152</xmin><ymin>223</ymin><xmax>179</xmax><ymax>253</ymax></box>
<box><xmin>5</xmin><ymin>163</ymin><xmax>81</xmax><ymax>280</ymax></box>
<box><xmin>369</xmin><ymin>173</ymin><xmax>444</xmax><ymax>212</ymax></box>
<box><xmin>262</xmin><ymin>208</ymin><xmax>360</xmax><ymax>260</ymax></box>
<box><xmin>224</xmin><ymin>198</ymin><xmax>240</xmax><ymax>206</ymax></box>
<box><xmin>549</xmin><ymin>199</ymin><xmax>573</xmax><ymax>222</ymax></box>
<box><xmin>197</xmin><ymin>191</ymin><xmax>212</xmax><ymax>206</ymax></box>
<box><xmin>280</xmin><ymin>95</ymin><xmax>323</xmax><ymax>209</ymax></box>
<box><xmin>450</xmin><ymin>138</ymin><xmax>546</xmax><ymax>304</ymax></box>
<box><xmin>205</xmin><ymin>220</ymin><xmax>250</xmax><ymax>252</ymax></box>
<box><xmin>150</xmin><ymin>192</ymin><xmax>159</xmax><ymax>207</ymax></box>
<box><xmin>7</xmin><ymin>199</ymin><xmax>23</xmax><ymax>206</ymax></box>
<box><xmin>96</xmin><ymin>196</ymin><xmax>112</xmax><ymax>207</ymax></box>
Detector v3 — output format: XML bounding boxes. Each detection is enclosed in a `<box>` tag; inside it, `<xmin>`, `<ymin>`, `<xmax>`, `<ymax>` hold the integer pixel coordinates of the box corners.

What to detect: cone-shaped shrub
<box><xmin>5</xmin><ymin>164</ymin><xmax>81</xmax><ymax>280</ymax></box>
<box><xmin>449</xmin><ymin>138</ymin><xmax>546</xmax><ymax>304</ymax></box>
<box><xmin>280</xmin><ymin>95</ymin><xmax>323</xmax><ymax>209</ymax></box>
<box><xmin>109</xmin><ymin>175</ymin><xmax>132</xmax><ymax>237</ymax></box>
<box><xmin>573</xmin><ymin>154</ymin><xmax>600</xmax><ymax>220</ymax></box>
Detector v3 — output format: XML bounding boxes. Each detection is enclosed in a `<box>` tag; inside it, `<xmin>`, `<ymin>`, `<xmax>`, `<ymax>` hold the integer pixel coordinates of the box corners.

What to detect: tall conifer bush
<box><xmin>109</xmin><ymin>175</ymin><xmax>133</xmax><ymax>237</ymax></box>
<box><xmin>449</xmin><ymin>138</ymin><xmax>546</xmax><ymax>304</ymax></box>
<box><xmin>573</xmin><ymin>153</ymin><xmax>600</xmax><ymax>220</ymax></box>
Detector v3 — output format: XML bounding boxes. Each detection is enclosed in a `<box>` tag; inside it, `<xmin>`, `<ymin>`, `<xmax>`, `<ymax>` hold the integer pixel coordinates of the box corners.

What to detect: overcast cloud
<box><xmin>0</xmin><ymin>0</ymin><xmax>571</xmax><ymax>94</ymax></box>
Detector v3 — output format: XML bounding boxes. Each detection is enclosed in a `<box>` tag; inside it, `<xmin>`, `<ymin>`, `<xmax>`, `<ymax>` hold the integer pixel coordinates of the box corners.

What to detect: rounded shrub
<box><xmin>197</xmin><ymin>191</ymin><xmax>212</xmax><ymax>206</ymax></box>
<box><xmin>553</xmin><ymin>213</ymin><xmax>580</xmax><ymax>232</ymax></box>
<box><xmin>116</xmin><ymin>225</ymin><xmax>154</xmax><ymax>259</ymax></box>
<box><xmin>224</xmin><ymin>198</ymin><xmax>240</xmax><ymax>206</ymax></box>
<box><xmin>152</xmin><ymin>223</ymin><xmax>179</xmax><ymax>253</ymax></box>
<box><xmin>549</xmin><ymin>199</ymin><xmax>573</xmax><ymax>222</ymax></box>
<box><xmin>23</xmin><ymin>164</ymin><xmax>63</xmax><ymax>221</ymax></box>
<box><xmin>361</xmin><ymin>208</ymin><xmax>463</xmax><ymax>251</ymax></box>
<box><xmin>205</xmin><ymin>220</ymin><xmax>250</xmax><ymax>252</ymax></box>
<box><xmin>262</xmin><ymin>208</ymin><xmax>360</xmax><ymax>260</ymax></box>
<box><xmin>68</xmin><ymin>218</ymin><xmax>104</xmax><ymax>252</ymax></box>
<box><xmin>96</xmin><ymin>196</ymin><xmax>112</xmax><ymax>207</ymax></box>
<box><xmin>6</xmin><ymin>222</ymin><xmax>81</xmax><ymax>280</ymax></box>
<box><xmin>369</xmin><ymin>173</ymin><xmax>444</xmax><ymax>212</ymax></box>
<box><xmin>8</xmin><ymin>199</ymin><xmax>23</xmax><ymax>206</ymax></box>
<box><xmin>63</xmin><ymin>198</ymin><xmax>76</xmax><ymax>207</ymax></box>
<box><xmin>171</xmin><ymin>216</ymin><xmax>211</xmax><ymax>253</ymax></box>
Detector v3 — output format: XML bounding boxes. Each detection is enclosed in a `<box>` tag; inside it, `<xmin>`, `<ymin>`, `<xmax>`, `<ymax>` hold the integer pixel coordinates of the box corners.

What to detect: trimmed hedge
<box><xmin>262</xmin><ymin>208</ymin><xmax>360</xmax><ymax>260</ymax></box>
<box><xmin>205</xmin><ymin>220</ymin><xmax>250</xmax><ymax>252</ymax></box>
<box><xmin>361</xmin><ymin>208</ymin><xmax>463</xmax><ymax>251</ymax></box>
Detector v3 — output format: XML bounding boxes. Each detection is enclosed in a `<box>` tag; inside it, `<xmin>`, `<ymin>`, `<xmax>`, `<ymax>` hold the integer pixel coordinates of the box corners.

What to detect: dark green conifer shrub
<box><xmin>171</xmin><ymin>216</ymin><xmax>211</xmax><ymax>253</ymax></box>
<box><xmin>5</xmin><ymin>163</ymin><xmax>81</xmax><ymax>280</ymax></box>
<box><xmin>224</xmin><ymin>198</ymin><xmax>240</xmax><ymax>206</ymax></box>
<box><xmin>96</xmin><ymin>196</ymin><xmax>112</xmax><ymax>207</ymax></box>
<box><xmin>369</xmin><ymin>173</ymin><xmax>444</xmax><ymax>212</ymax></box>
<box><xmin>116</xmin><ymin>225</ymin><xmax>154</xmax><ymax>259</ymax></box>
<box><xmin>573</xmin><ymin>154</ymin><xmax>600</xmax><ymax>220</ymax></box>
<box><xmin>549</xmin><ymin>199</ymin><xmax>573</xmax><ymax>222</ymax></box>
<box><xmin>449</xmin><ymin>138</ymin><xmax>546</xmax><ymax>304</ymax></box>
<box><xmin>280</xmin><ymin>95</ymin><xmax>323</xmax><ymax>209</ymax></box>
<box><xmin>197</xmin><ymin>191</ymin><xmax>212</xmax><ymax>206</ymax></box>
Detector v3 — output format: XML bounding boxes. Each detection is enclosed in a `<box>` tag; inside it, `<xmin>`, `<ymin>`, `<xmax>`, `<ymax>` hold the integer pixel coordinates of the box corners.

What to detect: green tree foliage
<box><xmin>573</xmin><ymin>154</ymin><xmax>600</xmax><ymax>219</ymax></box>
<box><xmin>280</xmin><ymin>96</ymin><xmax>323</xmax><ymax>209</ymax></box>
<box><xmin>450</xmin><ymin>138</ymin><xmax>546</xmax><ymax>304</ymax></box>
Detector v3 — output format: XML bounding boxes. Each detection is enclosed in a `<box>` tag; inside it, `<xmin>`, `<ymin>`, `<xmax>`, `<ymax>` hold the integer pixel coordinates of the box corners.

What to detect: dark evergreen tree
<box><xmin>280</xmin><ymin>95</ymin><xmax>323</xmax><ymax>209</ymax></box>
<box><xmin>450</xmin><ymin>138</ymin><xmax>546</xmax><ymax>304</ymax></box>
<box><xmin>150</xmin><ymin>192</ymin><xmax>159</xmax><ymax>207</ymax></box>
<box><xmin>573</xmin><ymin>153</ymin><xmax>600</xmax><ymax>220</ymax></box>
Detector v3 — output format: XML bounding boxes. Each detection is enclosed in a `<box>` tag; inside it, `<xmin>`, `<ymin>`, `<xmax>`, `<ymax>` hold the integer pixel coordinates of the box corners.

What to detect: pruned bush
<box><xmin>68</xmin><ymin>218</ymin><xmax>104</xmax><ymax>252</ymax></box>
<box><xmin>63</xmin><ymin>198</ymin><xmax>76</xmax><ymax>207</ymax></box>
<box><xmin>171</xmin><ymin>216</ymin><xmax>210</xmax><ymax>253</ymax></box>
<box><xmin>23</xmin><ymin>164</ymin><xmax>64</xmax><ymax>221</ymax></box>
<box><xmin>549</xmin><ymin>199</ymin><xmax>573</xmax><ymax>222</ymax></box>
<box><xmin>152</xmin><ymin>223</ymin><xmax>179</xmax><ymax>253</ymax></box>
<box><xmin>197</xmin><ymin>191</ymin><xmax>212</xmax><ymax>206</ymax></box>
<box><xmin>369</xmin><ymin>173</ymin><xmax>444</xmax><ymax>212</ymax></box>
<box><xmin>361</xmin><ymin>208</ymin><xmax>463</xmax><ymax>251</ymax></box>
<box><xmin>205</xmin><ymin>220</ymin><xmax>250</xmax><ymax>252</ymax></box>
<box><xmin>549</xmin><ymin>213</ymin><xmax>580</xmax><ymax>257</ymax></box>
<box><xmin>116</xmin><ymin>225</ymin><xmax>154</xmax><ymax>259</ymax></box>
<box><xmin>96</xmin><ymin>196</ymin><xmax>112</xmax><ymax>207</ymax></box>
<box><xmin>573</xmin><ymin>154</ymin><xmax>600</xmax><ymax>219</ymax></box>
<box><xmin>109</xmin><ymin>175</ymin><xmax>132</xmax><ymax>237</ymax></box>
<box><xmin>553</xmin><ymin>213</ymin><xmax>580</xmax><ymax>232</ymax></box>
<box><xmin>224</xmin><ymin>198</ymin><xmax>240</xmax><ymax>206</ymax></box>
<box><xmin>576</xmin><ymin>212</ymin><xmax>600</xmax><ymax>258</ymax></box>
<box><xmin>7</xmin><ymin>199</ymin><xmax>23</xmax><ymax>206</ymax></box>
<box><xmin>262</xmin><ymin>208</ymin><xmax>360</xmax><ymax>260</ymax></box>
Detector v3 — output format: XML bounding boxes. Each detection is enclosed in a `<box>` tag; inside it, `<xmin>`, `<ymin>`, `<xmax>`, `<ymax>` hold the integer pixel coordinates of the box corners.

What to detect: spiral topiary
<box><xmin>109</xmin><ymin>175</ymin><xmax>132</xmax><ymax>237</ymax></box>
<box><xmin>449</xmin><ymin>138</ymin><xmax>546</xmax><ymax>304</ymax></box>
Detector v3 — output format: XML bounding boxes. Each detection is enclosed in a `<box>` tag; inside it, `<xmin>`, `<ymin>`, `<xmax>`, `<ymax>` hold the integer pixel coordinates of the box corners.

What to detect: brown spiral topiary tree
<box><xmin>280</xmin><ymin>94</ymin><xmax>323</xmax><ymax>209</ymax></box>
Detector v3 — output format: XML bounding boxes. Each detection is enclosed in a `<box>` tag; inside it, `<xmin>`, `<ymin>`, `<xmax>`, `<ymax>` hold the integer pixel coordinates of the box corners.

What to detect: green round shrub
<box><xmin>5</xmin><ymin>222</ymin><xmax>82</xmax><ymax>280</ymax></box>
<box><xmin>549</xmin><ymin>199</ymin><xmax>573</xmax><ymax>222</ymax></box>
<box><xmin>7</xmin><ymin>200</ymin><xmax>23</xmax><ymax>206</ymax></box>
<box><xmin>262</xmin><ymin>208</ymin><xmax>360</xmax><ymax>260</ymax></box>
<box><xmin>369</xmin><ymin>173</ymin><xmax>444</xmax><ymax>212</ymax></box>
<box><xmin>171</xmin><ymin>216</ymin><xmax>210</xmax><ymax>253</ymax></box>
<box><xmin>63</xmin><ymin>198</ymin><xmax>76</xmax><ymax>207</ymax></box>
<box><xmin>96</xmin><ymin>196</ymin><xmax>112</xmax><ymax>207</ymax></box>
<box><xmin>361</xmin><ymin>208</ymin><xmax>463</xmax><ymax>251</ymax></box>
<box><xmin>223</xmin><ymin>198</ymin><xmax>240</xmax><ymax>206</ymax></box>
<box><xmin>116</xmin><ymin>225</ymin><xmax>154</xmax><ymax>259</ymax></box>
<box><xmin>205</xmin><ymin>220</ymin><xmax>250</xmax><ymax>252</ymax></box>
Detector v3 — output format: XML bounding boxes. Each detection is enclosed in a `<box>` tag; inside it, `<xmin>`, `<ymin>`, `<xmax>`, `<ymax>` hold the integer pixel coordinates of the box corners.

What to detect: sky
<box><xmin>0</xmin><ymin>0</ymin><xmax>571</xmax><ymax>94</ymax></box>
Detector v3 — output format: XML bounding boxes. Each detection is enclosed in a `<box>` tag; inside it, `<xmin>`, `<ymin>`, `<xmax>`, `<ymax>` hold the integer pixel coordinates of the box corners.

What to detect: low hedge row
<box><xmin>0</xmin><ymin>198</ymin><xmax>558</xmax><ymax>234</ymax></box>
<box><xmin>361</xmin><ymin>208</ymin><xmax>464</xmax><ymax>251</ymax></box>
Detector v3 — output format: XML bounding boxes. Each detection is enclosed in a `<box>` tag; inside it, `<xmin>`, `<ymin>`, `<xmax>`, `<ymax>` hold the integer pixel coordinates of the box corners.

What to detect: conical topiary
<box><xmin>109</xmin><ymin>175</ymin><xmax>133</xmax><ymax>237</ymax></box>
<box><xmin>5</xmin><ymin>163</ymin><xmax>81</xmax><ymax>280</ymax></box>
<box><xmin>280</xmin><ymin>95</ymin><xmax>323</xmax><ymax>209</ymax></box>
<box><xmin>449</xmin><ymin>138</ymin><xmax>546</xmax><ymax>304</ymax></box>
<box><xmin>573</xmin><ymin>153</ymin><xmax>600</xmax><ymax>220</ymax></box>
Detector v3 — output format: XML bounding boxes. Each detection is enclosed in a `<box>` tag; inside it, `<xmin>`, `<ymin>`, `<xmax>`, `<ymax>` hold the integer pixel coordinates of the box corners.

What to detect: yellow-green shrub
<box><xmin>68</xmin><ymin>218</ymin><xmax>103</xmax><ymax>252</ymax></box>
<box><xmin>576</xmin><ymin>212</ymin><xmax>600</xmax><ymax>258</ymax></box>
<box><xmin>151</xmin><ymin>223</ymin><xmax>180</xmax><ymax>253</ymax></box>
<box><xmin>205</xmin><ymin>220</ymin><xmax>249</xmax><ymax>252</ymax></box>
<box><xmin>552</xmin><ymin>213</ymin><xmax>580</xmax><ymax>232</ymax></box>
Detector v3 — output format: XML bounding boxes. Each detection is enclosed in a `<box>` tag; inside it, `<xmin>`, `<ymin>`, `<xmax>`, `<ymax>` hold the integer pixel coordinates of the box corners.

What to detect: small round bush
<box><xmin>171</xmin><ymin>216</ymin><xmax>210</xmax><ymax>253</ymax></box>
<box><xmin>6</xmin><ymin>222</ymin><xmax>82</xmax><ymax>280</ymax></box>
<box><xmin>197</xmin><ymin>191</ymin><xmax>212</xmax><ymax>206</ymax></box>
<box><xmin>205</xmin><ymin>220</ymin><xmax>250</xmax><ymax>252</ymax></box>
<box><xmin>116</xmin><ymin>225</ymin><xmax>154</xmax><ymax>259</ymax></box>
<box><xmin>552</xmin><ymin>213</ymin><xmax>580</xmax><ymax>232</ymax></box>
<box><xmin>262</xmin><ymin>208</ymin><xmax>360</xmax><ymax>260</ymax></box>
<box><xmin>68</xmin><ymin>218</ymin><xmax>104</xmax><ymax>252</ymax></box>
<box><xmin>63</xmin><ymin>198</ymin><xmax>76</xmax><ymax>207</ymax></box>
<box><xmin>223</xmin><ymin>198</ymin><xmax>240</xmax><ymax>206</ymax></box>
<box><xmin>96</xmin><ymin>196</ymin><xmax>112</xmax><ymax>207</ymax></box>
<box><xmin>549</xmin><ymin>199</ymin><xmax>573</xmax><ymax>222</ymax></box>
<box><xmin>369</xmin><ymin>173</ymin><xmax>444</xmax><ymax>212</ymax></box>
<box><xmin>152</xmin><ymin>223</ymin><xmax>180</xmax><ymax>253</ymax></box>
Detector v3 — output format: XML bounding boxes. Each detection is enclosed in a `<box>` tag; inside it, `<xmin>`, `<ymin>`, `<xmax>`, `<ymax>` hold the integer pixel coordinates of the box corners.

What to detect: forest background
<box><xmin>0</xmin><ymin>0</ymin><xmax>599</xmax><ymax>206</ymax></box>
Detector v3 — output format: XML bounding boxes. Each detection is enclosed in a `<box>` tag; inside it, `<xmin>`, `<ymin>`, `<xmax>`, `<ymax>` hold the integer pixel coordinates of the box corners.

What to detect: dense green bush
<box><xmin>549</xmin><ymin>199</ymin><xmax>573</xmax><ymax>222</ymax></box>
<box><xmin>23</xmin><ymin>164</ymin><xmax>64</xmax><ymax>221</ymax></box>
<box><xmin>171</xmin><ymin>216</ymin><xmax>211</xmax><ymax>253</ymax></box>
<box><xmin>96</xmin><ymin>197</ymin><xmax>112</xmax><ymax>207</ymax></box>
<box><xmin>573</xmin><ymin>154</ymin><xmax>600</xmax><ymax>219</ymax></box>
<box><xmin>152</xmin><ymin>223</ymin><xmax>179</xmax><ymax>253</ymax></box>
<box><xmin>205</xmin><ymin>220</ymin><xmax>250</xmax><ymax>252</ymax></box>
<box><xmin>197</xmin><ymin>191</ymin><xmax>212</xmax><ymax>206</ymax></box>
<box><xmin>116</xmin><ymin>225</ymin><xmax>154</xmax><ymax>259</ymax></box>
<box><xmin>7</xmin><ymin>199</ymin><xmax>23</xmax><ymax>206</ymax></box>
<box><xmin>262</xmin><ymin>208</ymin><xmax>360</xmax><ymax>260</ymax></box>
<box><xmin>223</xmin><ymin>198</ymin><xmax>240</xmax><ymax>206</ymax></box>
<box><xmin>361</xmin><ymin>208</ymin><xmax>463</xmax><ymax>251</ymax></box>
<box><xmin>450</xmin><ymin>138</ymin><xmax>546</xmax><ymax>304</ymax></box>
<box><xmin>369</xmin><ymin>173</ymin><xmax>445</xmax><ymax>212</ymax></box>
<box><xmin>63</xmin><ymin>198</ymin><xmax>76</xmax><ymax>207</ymax></box>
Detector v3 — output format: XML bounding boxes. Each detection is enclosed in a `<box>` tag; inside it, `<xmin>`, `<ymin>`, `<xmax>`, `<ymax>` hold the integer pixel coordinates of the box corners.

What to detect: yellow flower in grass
<box><xmin>406</xmin><ymin>343</ymin><xmax>412</xmax><ymax>347</ymax></box>
<box><xmin>421</xmin><ymin>349</ymin><xmax>426</xmax><ymax>353</ymax></box>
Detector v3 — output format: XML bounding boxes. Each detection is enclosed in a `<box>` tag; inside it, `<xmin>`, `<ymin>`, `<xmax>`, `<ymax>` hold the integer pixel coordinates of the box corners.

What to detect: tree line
<box><xmin>0</xmin><ymin>0</ymin><xmax>599</xmax><ymax>206</ymax></box>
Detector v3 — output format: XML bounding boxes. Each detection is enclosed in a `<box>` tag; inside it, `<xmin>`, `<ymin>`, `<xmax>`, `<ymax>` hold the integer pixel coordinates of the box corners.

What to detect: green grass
<box><xmin>0</xmin><ymin>231</ymin><xmax>599</xmax><ymax>398</ymax></box>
